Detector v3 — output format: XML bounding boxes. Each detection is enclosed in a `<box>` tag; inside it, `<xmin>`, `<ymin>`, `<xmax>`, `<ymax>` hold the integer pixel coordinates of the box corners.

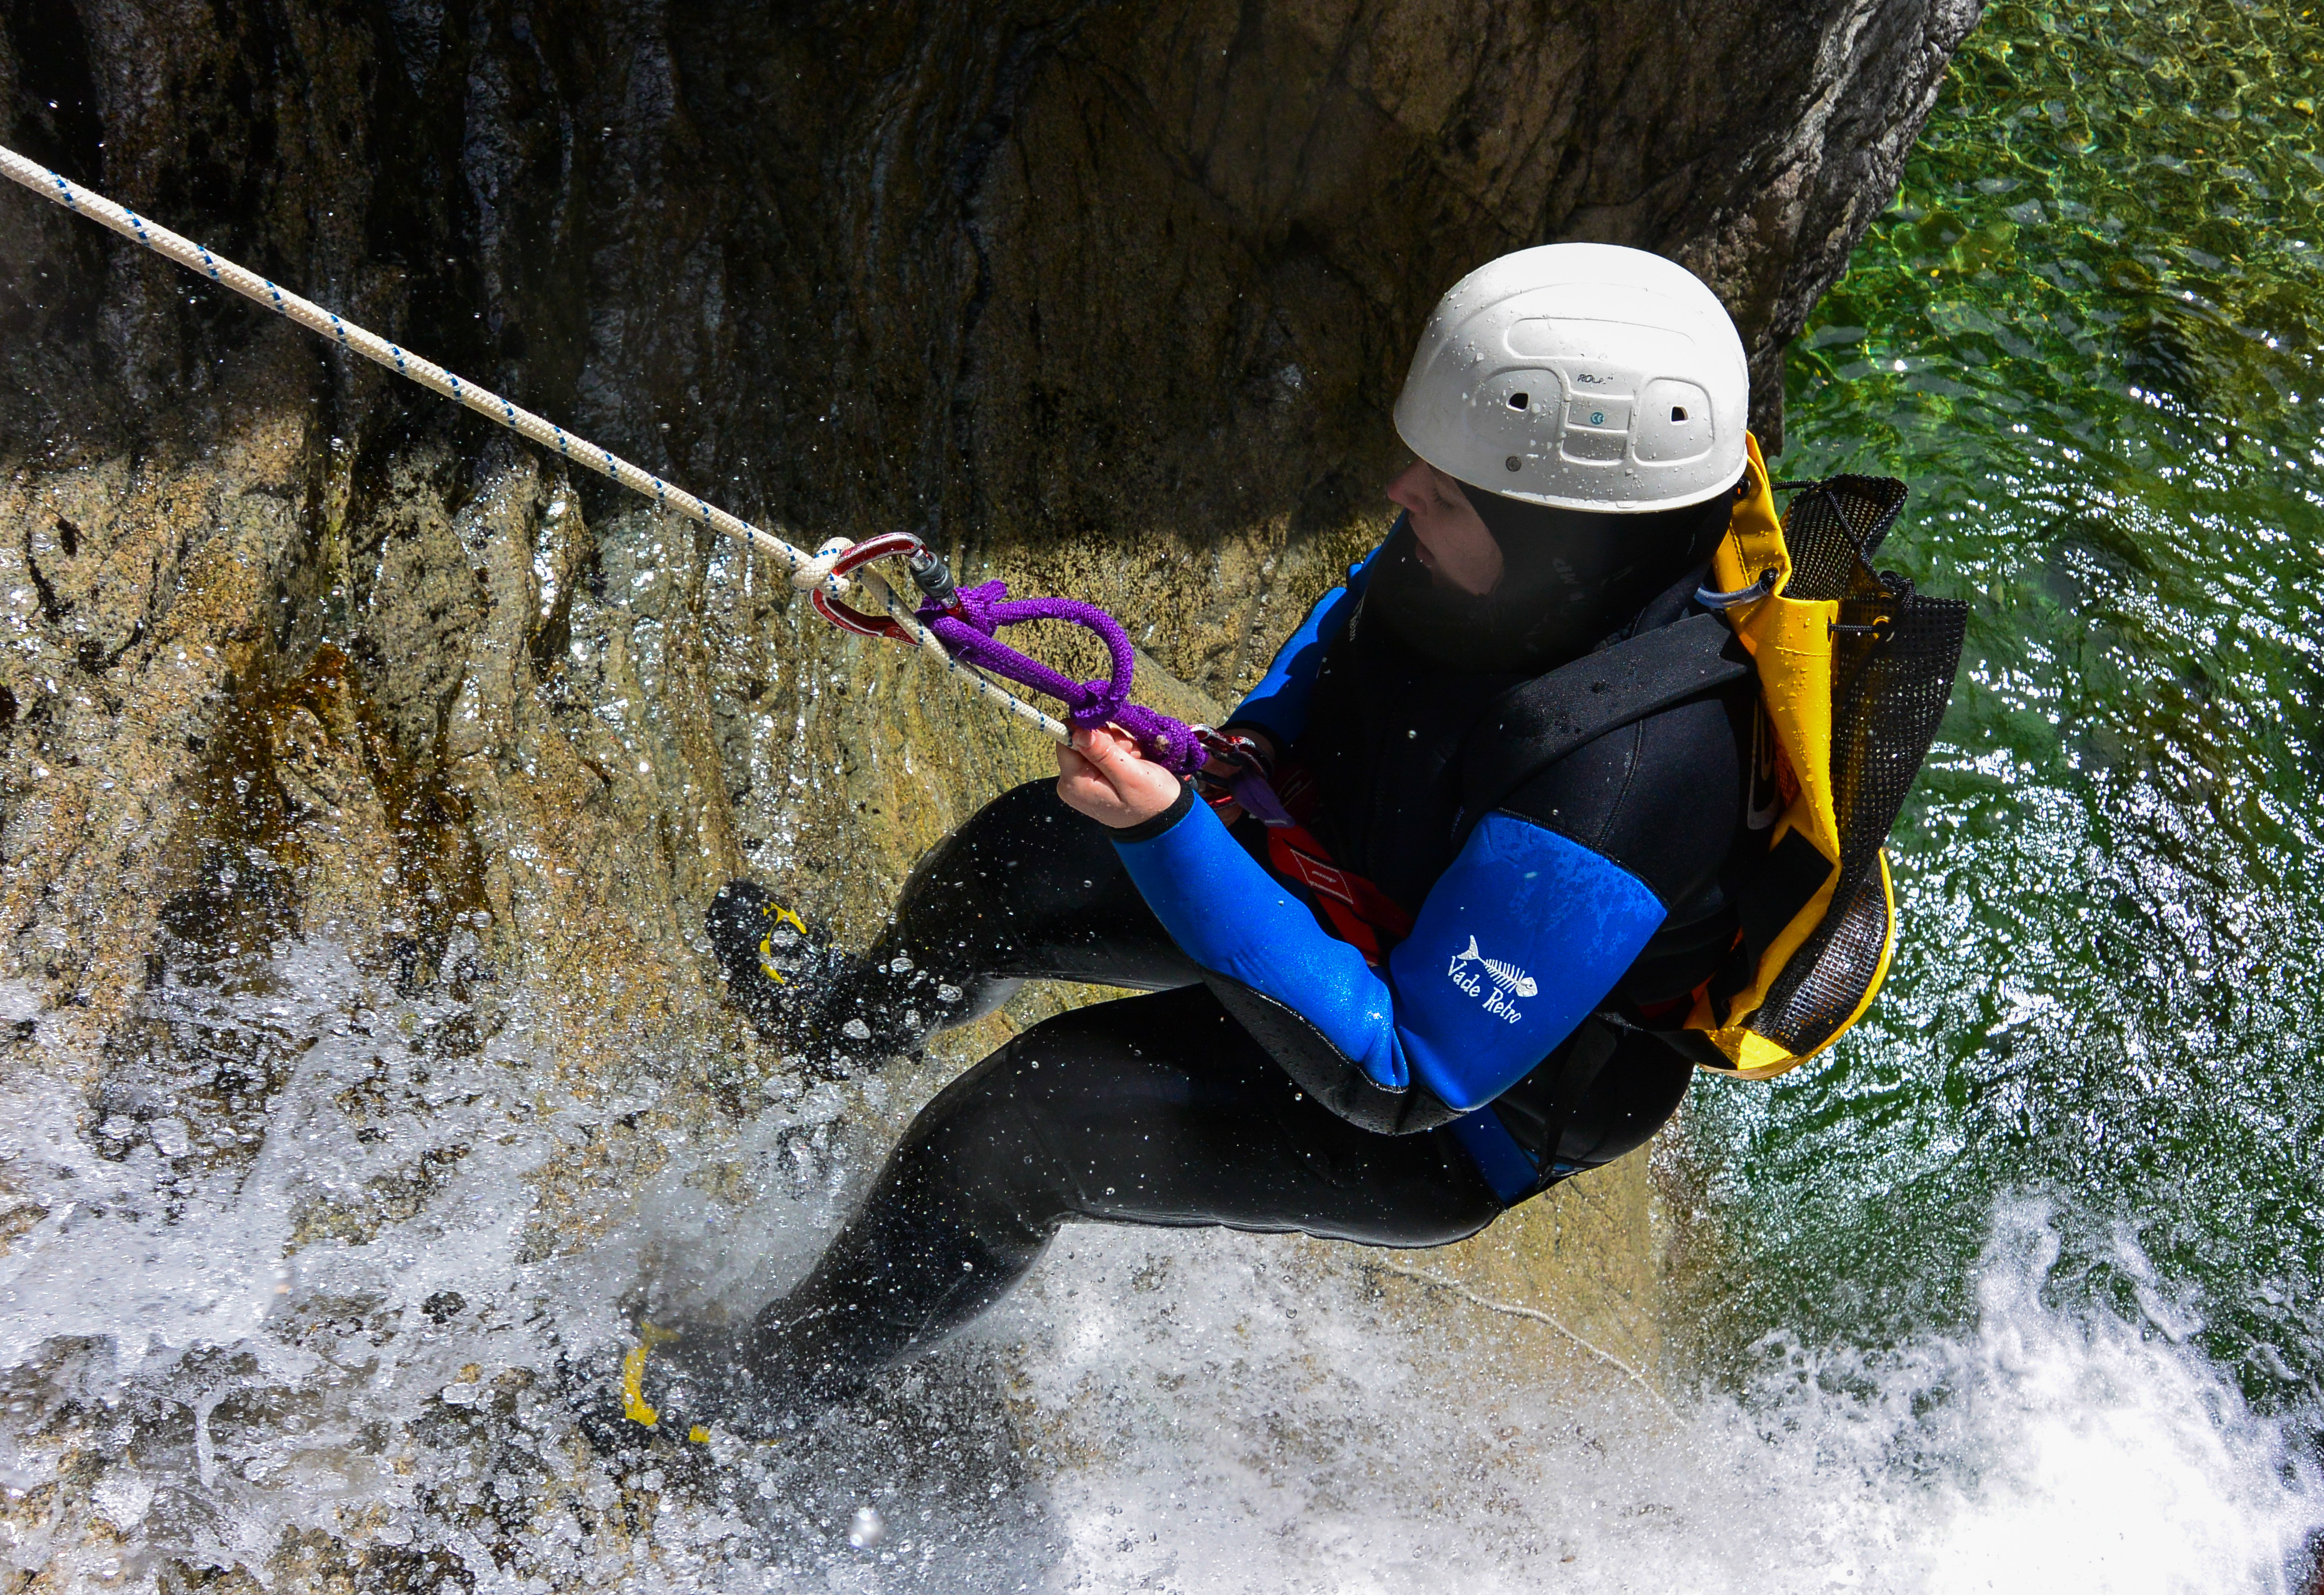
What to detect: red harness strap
<box><xmin>1239</xmin><ymin>759</ymin><xmax>1414</xmax><ymax>968</ymax></box>
<box><xmin>1264</xmin><ymin>823</ymin><xmax>1414</xmax><ymax>966</ymax></box>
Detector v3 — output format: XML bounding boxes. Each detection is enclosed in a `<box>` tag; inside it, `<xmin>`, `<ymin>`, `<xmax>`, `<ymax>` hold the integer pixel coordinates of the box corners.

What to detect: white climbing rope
<box><xmin>0</xmin><ymin>141</ymin><xmax>1075</xmax><ymax>747</ymax></box>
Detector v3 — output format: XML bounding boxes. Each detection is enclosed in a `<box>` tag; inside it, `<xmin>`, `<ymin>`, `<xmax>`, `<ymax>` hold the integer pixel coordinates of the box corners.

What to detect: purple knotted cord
<box><xmin>919</xmin><ymin>579</ymin><xmax>1207</xmax><ymax>776</ymax></box>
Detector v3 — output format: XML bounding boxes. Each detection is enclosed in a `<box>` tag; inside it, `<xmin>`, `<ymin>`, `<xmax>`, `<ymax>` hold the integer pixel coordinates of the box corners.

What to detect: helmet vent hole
<box><xmin>1504</xmin><ymin>456</ymin><xmax>1522</xmax><ymax>472</ymax></box>
<box><xmin>1507</xmin><ymin>392</ymin><xmax>1530</xmax><ymax>410</ymax></box>
<box><xmin>1670</xmin><ymin>405</ymin><xmax>1689</xmax><ymax>422</ymax></box>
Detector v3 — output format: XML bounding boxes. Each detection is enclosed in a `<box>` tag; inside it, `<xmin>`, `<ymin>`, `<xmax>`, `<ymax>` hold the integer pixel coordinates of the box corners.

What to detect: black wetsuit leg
<box><xmin>684</xmin><ymin>781</ymin><xmax>1696</xmax><ymax>1420</ymax></box>
<box><xmin>781</xmin><ymin>774</ymin><xmax>1694</xmax><ymax>1171</ymax></box>
<box><xmin>811</xmin><ymin>778</ymin><xmax>1694</xmax><ymax>1176</ymax></box>
<box><xmin>812</xmin><ymin>780</ymin><xmax>1204</xmax><ymax>1055</ymax></box>
<box><xmin>741</xmin><ymin>984</ymin><xmax>1501</xmax><ymax>1401</ymax></box>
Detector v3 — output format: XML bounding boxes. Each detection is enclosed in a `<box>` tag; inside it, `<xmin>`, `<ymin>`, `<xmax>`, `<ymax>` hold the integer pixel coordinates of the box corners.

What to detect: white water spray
<box><xmin>0</xmin><ymin>941</ymin><xmax>2315</xmax><ymax>1592</ymax></box>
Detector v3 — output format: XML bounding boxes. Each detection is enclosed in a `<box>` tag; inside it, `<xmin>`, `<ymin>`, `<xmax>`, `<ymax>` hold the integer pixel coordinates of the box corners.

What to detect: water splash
<box><xmin>1005</xmin><ymin>1204</ymin><xmax>2322</xmax><ymax>1593</ymax></box>
<box><xmin>0</xmin><ymin>938</ymin><xmax>2310</xmax><ymax>1591</ymax></box>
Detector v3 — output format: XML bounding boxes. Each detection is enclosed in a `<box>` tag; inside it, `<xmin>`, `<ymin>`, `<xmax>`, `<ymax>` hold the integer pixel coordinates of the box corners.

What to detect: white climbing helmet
<box><xmin>1392</xmin><ymin>243</ymin><xmax>1750</xmax><ymax>514</ymax></box>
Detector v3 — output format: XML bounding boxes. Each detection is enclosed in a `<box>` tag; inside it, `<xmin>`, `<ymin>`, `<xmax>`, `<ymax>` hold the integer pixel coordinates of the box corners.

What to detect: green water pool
<box><xmin>1677</xmin><ymin>0</ymin><xmax>2324</xmax><ymax>1409</ymax></box>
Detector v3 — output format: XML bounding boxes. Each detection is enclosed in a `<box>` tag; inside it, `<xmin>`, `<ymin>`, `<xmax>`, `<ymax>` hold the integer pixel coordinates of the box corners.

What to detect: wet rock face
<box><xmin>0</xmin><ymin>0</ymin><xmax>1976</xmax><ymax>1585</ymax></box>
<box><xmin>0</xmin><ymin>0</ymin><xmax>1980</xmax><ymax>1042</ymax></box>
<box><xmin>5</xmin><ymin>0</ymin><xmax>1981</xmax><ymax>475</ymax></box>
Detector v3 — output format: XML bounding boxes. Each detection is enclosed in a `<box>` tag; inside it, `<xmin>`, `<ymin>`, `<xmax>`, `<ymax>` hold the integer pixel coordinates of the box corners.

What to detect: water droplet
<box><xmin>848</xmin><ymin>1506</ymin><xmax>885</xmax><ymax>1548</ymax></box>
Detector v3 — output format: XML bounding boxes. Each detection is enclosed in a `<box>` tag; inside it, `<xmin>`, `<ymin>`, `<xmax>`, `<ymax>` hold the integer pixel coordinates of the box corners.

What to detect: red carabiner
<box><xmin>807</xmin><ymin>532</ymin><xmax>930</xmax><ymax>642</ymax></box>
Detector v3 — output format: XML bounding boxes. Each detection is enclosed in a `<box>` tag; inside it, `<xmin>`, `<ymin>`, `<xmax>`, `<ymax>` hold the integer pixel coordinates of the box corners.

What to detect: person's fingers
<box><xmin>1058</xmin><ymin>750</ymin><xmax>1128</xmax><ymax>820</ymax></box>
<box><xmin>1069</xmin><ymin>727</ymin><xmax>1140</xmax><ymax>790</ymax></box>
<box><xmin>1057</xmin><ymin>737</ymin><xmax>1125</xmax><ymax>793</ymax></box>
<box><xmin>1055</xmin><ymin>753</ymin><xmax>1111</xmax><ymax>817</ymax></box>
<box><xmin>1058</xmin><ymin>722</ymin><xmax>1183</xmax><ymax>828</ymax></box>
<box><xmin>1056</xmin><ymin>758</ymin><xmax>1111</xmax><ymax>810</ymax></box>
<box><xmin>1072</xmin><ymin>724</ymin><xmax>1127</xmax><ymax>762</ymax></box>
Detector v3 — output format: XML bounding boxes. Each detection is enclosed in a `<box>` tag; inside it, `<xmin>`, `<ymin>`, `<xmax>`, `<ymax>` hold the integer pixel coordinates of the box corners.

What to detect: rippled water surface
<box><xmin>1677</xmin><ymin>0</ymin><xmax>2324</xmax><ymax>1429</ymax></box>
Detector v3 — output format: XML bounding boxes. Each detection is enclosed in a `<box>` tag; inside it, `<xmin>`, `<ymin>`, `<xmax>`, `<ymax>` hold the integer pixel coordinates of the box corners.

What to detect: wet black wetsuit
<box><xmin>686</xmin><ymin>536</ymin><xmax>1760</xmax><ymax>1421</ymax></box>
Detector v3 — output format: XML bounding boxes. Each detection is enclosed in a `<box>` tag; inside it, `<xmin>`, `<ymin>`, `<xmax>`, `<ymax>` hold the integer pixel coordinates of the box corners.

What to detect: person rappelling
<box><xmin>656</xmin><ymin>242</ymin><xmax>1965</xmax><ymax>1435</ymax></box>
<box><xmin>0</xmin><ymin>150</ymin><xmax>1956</xmax><ymax>1443</ymax></box>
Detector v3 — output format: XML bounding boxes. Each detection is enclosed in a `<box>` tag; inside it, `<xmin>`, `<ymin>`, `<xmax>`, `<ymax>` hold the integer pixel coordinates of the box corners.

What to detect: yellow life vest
<box><xmin>1669</xmin><ymin>435</ymin><xmax>1966</xmax><ymax>1080</ymax></box>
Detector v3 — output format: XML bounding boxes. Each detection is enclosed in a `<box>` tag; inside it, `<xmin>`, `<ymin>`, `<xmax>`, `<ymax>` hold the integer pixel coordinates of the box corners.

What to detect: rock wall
<box><xmin>0</xmin><ymin>0</ymin><xmax>1977</xmax><ymax>1583</ymax></box>
<box><xmin>0</xmin><ymin>0</ymin><xmax>1981</xmax><ymax>1112</ymax></box>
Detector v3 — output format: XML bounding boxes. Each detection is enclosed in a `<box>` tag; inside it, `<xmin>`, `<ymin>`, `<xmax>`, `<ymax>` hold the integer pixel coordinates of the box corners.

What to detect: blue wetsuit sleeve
<box><xmin>1224</xmin><ymin>535</ymin><xmax>1393</xmax><ymax>746</ymax></box>
<box><xmin>1383</xmin><ymin>814</ymin><xmax>1666</xmax><ymax>1111</ymax></box>
<box><xmin>1113</xmin><ymin>798</ymin><xmax>1408</xmax><ymax>1093</ymax></box>
<box><xmin>1112</xmin><ymin>799</ymin><xmax>1667</xmax><ymax>1130</ymax></box>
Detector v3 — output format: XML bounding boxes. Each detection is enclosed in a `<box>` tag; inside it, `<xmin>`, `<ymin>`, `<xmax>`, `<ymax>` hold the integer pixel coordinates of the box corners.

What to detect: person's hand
<box><xmin>1056</xmin><ymin>724</ymin><xmax>1184</xmax><ymax>829</ymax></box>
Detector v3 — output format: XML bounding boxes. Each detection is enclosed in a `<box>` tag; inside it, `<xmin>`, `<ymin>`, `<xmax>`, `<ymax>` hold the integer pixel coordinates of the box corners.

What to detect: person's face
<box><xmin>1386</xmin><ymin>459</ymin><xmax>1504</xmax><ymax>597</ymax></box>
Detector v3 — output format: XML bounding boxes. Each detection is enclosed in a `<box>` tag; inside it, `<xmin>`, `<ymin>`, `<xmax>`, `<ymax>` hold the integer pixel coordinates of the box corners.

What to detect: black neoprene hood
<box><xmin>1364</xmin><ymin>479</ymin><xmax>1736</xmax><ymax>674</ymax></box>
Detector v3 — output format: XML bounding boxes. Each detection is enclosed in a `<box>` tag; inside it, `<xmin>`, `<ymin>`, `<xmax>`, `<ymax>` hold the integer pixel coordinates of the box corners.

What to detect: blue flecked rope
<box><xmin>0</xmin><ymin>139</ymin><xmax>1144</xmax><ymax>755</ymax></box>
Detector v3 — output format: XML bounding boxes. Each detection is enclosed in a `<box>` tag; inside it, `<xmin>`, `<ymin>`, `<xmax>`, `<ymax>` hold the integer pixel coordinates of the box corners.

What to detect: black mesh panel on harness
<box><xmin>1748</xmin><ymin>476</ymin><xmax>1968</xmax><ymax>1055</ymax></box>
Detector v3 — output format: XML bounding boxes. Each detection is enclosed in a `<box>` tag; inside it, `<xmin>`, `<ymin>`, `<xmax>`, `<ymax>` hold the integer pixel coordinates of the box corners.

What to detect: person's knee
<box><xmin>899</xmin><ymin>782</ymin><xmax>1092</xmax><ymax>897</ymax></box>
<box><xmin>886</xmin><ymin>1033</ymin><xmax>1082</xmax><ymax>1232</ymax></box>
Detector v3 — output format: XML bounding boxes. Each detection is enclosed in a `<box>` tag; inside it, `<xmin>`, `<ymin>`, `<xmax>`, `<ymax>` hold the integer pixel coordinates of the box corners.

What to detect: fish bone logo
<box><xmin>1448</xmin><ymin>935</ymin><xmax>1535</xmax><ymax>1023</ymax></box>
